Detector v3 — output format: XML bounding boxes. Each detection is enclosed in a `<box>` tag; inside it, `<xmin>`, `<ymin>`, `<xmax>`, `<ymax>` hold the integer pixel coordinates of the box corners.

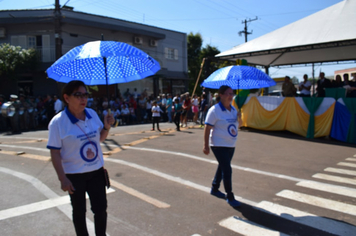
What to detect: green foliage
<box><xmin>187</xmin><ymin>32</ymin><xmax>223</xmax><ymax>95</ymax></box>
<box><xmin>0</xmin><ymin>43</ymin><xmax>39</xmax><ymax>78</ymax></box>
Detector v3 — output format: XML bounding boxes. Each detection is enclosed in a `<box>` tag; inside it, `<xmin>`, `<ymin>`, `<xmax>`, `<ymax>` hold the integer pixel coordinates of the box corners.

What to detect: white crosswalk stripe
<box><xmin>346</xmin><ymin>158</ymin><xmax>356</xmax><ymax>161</ymax></box>
<box><xmin>324</xmin><ymin>167</ymin><xmax>356</xmax><ymax>176</ymax></box>
<box><xmin>297</xmin><ymin>180</ymin><xmax>356</xmax><ymax>198</ymax></box>
<box><xmin>256</xmin><ymin>201</ymin><xmax>356</xmax><ymax>236</ymax></box>
<box><xmin>276</xmin><ymin>189</ymin><xmax>356</xmax><ymax>216</ymax></box>
<box><xmin>313</xmin><ymin>173</ymin><xmax>356</xmax><ymax>186</ymax></box>
<box><xmin>219</xmin><ymin>216</ymin><xmax>290</xmax><ymax>236</ymax></box>
<box><xmin>338</xmin><ymin>162</ymin><xmax>356</xmax><ymax>168</ymax></box>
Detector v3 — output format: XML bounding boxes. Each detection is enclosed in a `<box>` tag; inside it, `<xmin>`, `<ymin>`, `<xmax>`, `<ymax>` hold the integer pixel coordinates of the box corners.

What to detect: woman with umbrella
<box><xmin>203</xmin><ymin>85</ymin><xmax>241</xmax><ymax>208</ymax></box>
<box><xmin>47</xmin><ymin>80</ymin><xmax>114</xmax><ymax>236</ymax></box>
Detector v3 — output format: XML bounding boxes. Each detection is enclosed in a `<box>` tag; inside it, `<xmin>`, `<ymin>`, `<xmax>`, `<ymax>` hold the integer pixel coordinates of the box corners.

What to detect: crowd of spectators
<box><xmin>0</xmin><ymin>87</ymin><xmax>214</xmax><ymax>133</ymax></box>
<box><xmin>281</xmin><ymin>73</ymin><xmax>356</xmax><ymax>97</ymax></box>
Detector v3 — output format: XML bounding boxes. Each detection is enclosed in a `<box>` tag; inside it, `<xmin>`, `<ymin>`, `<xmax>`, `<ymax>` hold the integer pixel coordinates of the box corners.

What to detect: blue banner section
<box><xmin>330</xmin><ymin>101</ymin><xmax>355</xmax><ymax>143</ymax></box>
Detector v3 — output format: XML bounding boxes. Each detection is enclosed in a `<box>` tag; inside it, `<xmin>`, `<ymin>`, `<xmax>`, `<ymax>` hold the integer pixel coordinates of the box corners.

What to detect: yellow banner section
<box><xmin>234</xmin><ymin>97</ymin><xmax>335</xmax><ymax>138</ymax></box>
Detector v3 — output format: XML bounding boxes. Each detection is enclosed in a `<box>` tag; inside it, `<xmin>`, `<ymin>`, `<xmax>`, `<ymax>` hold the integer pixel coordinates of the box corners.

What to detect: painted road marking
<box><xmin>346</xmin><ymin>158</ymin><xmax>356</xmax><ymax>162</ymax></box>
<box><xmin>337</xmin><ymin>162</ymin><xmax>356</xmax><ymax>168</ymax></box>
<box><xmin>0</xmin><ymin>188</ymin><xmax>115</xmax><ymax>221</ymax></box>
<box><xmin>219</xmin><ymin>216</ymin><xmax>289</xmax><ymax>236</ymax></box>
<box><xmin>256</xmin><ymin>201</ymin><xmax>356</xmax><ymax>236</ymax></box>
<box><xmin>105</xmin><ymin>157</ymin><xmax>257</xmax><ymax>206</ymax></box>
<box><xmin>110</xmin><ymin>179</ymin><xmax>170</xmax><ymax>208</ymax></box>
<box><xmin>324</xmin><ymin>167</ymin><xmax>356</xmax><ymax>176</ymax></box>
<box><xmin>313</xmin><ymin>173</ymin><xmax>356</xmax><ymax>186</ymax></box>
<box><xmin>0</xmin><ymin>167</ymin><xmax>96</xmax><ymax>235</ymax></box>
<box><xmin>297</xmin><ymin>180</ymin><xmax>356</xmax><ymax>198</ymax></box>
<box><xmin>276</xmin><ymin>190</ymin><xmax>356</xmax><ymax>216</ymax></box>
<box><xmin>118</xmin><ymin>146</ymin><xmax>306</xmax><ymax>182</ymax></box>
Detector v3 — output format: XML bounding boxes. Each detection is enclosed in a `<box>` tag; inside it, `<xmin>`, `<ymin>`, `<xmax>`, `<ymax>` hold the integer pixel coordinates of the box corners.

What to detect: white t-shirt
<box><xmin>299</xmin><ymin>81</ymin><xmax>312</xmax><ymax>95</ymax></box>
<box><xmin>152</xmin><ymin>105</ymin><xmax>162</xmax><ymax>117</ymax></box>
<box><xmin>47</xmin><ymin>107</ymin><xmax>104</xmax><ymax>174</ymax></box>
<box><xmin>205</xmin><ymin>102</ymin><xmax>238</xmax><ymax>147</ymax></box>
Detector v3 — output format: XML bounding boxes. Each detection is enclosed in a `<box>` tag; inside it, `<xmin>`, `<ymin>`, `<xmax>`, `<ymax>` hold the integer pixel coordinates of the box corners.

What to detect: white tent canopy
<box><xmin>216</xmin><ymin>0</ymin><xmax>356</xmax><ymax>67</ymax></box>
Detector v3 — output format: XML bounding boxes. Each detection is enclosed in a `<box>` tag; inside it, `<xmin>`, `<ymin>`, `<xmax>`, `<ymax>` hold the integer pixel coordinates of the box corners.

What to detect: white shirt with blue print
<box><xmin>205</xmin><ymin>102</ymin><xmax>238</xmax><ymax>147</ymax></box>
<box><xmin>47</xmin><ymin>107</ymin><xmax>104</xmax><ymax>174</ymax></box>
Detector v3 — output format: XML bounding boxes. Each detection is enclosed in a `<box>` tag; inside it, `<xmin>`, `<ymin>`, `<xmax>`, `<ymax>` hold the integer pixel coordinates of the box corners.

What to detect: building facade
<box><xmin>0</xmin><ymin>8</ymin><xmax>189</xmax><ymax>98</ymax></box>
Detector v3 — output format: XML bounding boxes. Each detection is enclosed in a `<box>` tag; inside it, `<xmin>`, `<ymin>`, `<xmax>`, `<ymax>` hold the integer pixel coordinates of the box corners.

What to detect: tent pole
<box><xmin>192</xmin><ymin>58</ymin><xmax>206</xmax><ymax>96</ymax></box>
<box><xmin>312</xmin><ymin>63</ymin><xmax>315</xmax><ymax>96</ymax></box>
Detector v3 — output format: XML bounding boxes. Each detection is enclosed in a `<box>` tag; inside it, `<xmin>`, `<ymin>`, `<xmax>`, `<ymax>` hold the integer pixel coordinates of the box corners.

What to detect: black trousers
<box><xmin>66</xmin><ymin>168</ymin><xmax>107</xmax><ymax>236</ymax></box>
<box><xmin>152</xmin><ymin>116</ymin><xmax>160</xmax><ymax>129</ymax></box>
<box><xmin>173</xmin><ymin>113</ymin><xmax>181</xmax><ymax>130</ymax></box>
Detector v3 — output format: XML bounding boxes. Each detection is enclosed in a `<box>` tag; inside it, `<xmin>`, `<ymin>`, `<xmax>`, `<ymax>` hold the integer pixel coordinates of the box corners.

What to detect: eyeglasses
<box><xmin>72</xmin><ymin>92</ymin><xmax>89</xmax><ymax>99</ymax></box>
<box><xmin>224</xmin><ymin>92</ymin><xmax>234</xmax><ymax>96</ymax></box>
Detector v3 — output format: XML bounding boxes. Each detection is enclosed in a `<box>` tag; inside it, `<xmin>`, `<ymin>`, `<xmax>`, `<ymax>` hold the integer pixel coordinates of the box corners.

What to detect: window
<box><xmin>165</xmin><ymin>47</ymin><xmax>178</xmax><ymax>60</ymax></box>
<box><xmin>28</xmin><ymin>36</ymin><xmax>36</xmax><ymax>48</ymax></box>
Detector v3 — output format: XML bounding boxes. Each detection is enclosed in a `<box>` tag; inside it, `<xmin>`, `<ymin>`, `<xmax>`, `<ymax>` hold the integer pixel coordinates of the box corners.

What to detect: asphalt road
<box><xmin>0</xmin><ymin>123</ymin><xmax>356</xmax><ymax>236</ymax></box>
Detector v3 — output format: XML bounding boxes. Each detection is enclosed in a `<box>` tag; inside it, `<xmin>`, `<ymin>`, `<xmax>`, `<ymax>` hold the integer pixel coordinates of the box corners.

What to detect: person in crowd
<box><xmin>141</xmin><ymin>89</ymin><xmax>147</xmax><ymax>99</ymax></box>
<box><xmin>86</xmin><ymin>93</ymin><xmax>94</xmax><ymax>108</ymax></box>
<box><xmin>211</xmin><ymin>93</ymin><xmax>219</xmax><ymax>106</ymax></box>
<box><xmin>47</xmin><ymin>80</ymin><xmax>114</xmax><ymax>236</ymax></box>
<box><xmin>146</xmin><ymin>97</ymin><xmax>152</xmax><ymax>122</ymax></box>
<box><xmin>203</xmin><ymin>85</ymin><xmax>241</xmax><ymax>208</ymax></box>
<box><xmin>102</xmin><ymin>97</ymin><xmax>109</xmax><ymax>110</ymax></box>
<box><xmin>181</xmin><ymin>94</ymin><xmax>191</xmax><ymax>127</ymax></box>
<box><xmin>343</xmin><ymin>74</ymin><xmax>356</xmax><ymax>97</ymax></box>
<box><xmin>54</xmin><ymin>95</ymin><xmax>63</xmax><ymax>114</ymax></box>
<box><xmin>45</xmin><ymin>94</ymin><xmax>55</xmax><ymax>124</ymax></box>
<box><xmin>128</xmin><ymin>103</ymin><xmax>137</xmax><ymax>124</ymax></box>
<box><xmin>173</xmin><ymin>94</ymin><xmax>180</xmax><ymax>103</ymax></box>
<box><xmin>199</xmin><ymin>94</ymin><xmax>208</xmax><ymax>127</ymax></box>
<box><xmin>166</xmin><ymin>94</ymin><xmax>173</xmax><ymax>123</ymax></box>
<box><xmin>137</xmin><ymin>95</ymin><xmax>146</xmax><ymax>123</ymax></box>
<box><xmin>316</xmin><ymin>72</ymin><xmax>331</xmax><ymax>97</ymax></box>
<box><xmin>133</xmin><ymin>88</ymin><xmax>139</xmax><ymax>100</ymax></box>
<box><xmin>282</xmin><ymin>76</ymin><xmax>296</xmax><ymax>97</ymax></box>
<box><xmin>191</xmin><ymin>94</ymin><xmax>199</xmax><ymax>124</ymax></box>
<box><xmin>151</xmin><ymin>100</ymin><xmax>163</xmax><ymax>131</ymax></box>
<box><xmin>124</xmin><ymin>88</ymin><xmax>131</xmax><ymax>99</ymax></box>
<box><xmin>331</xmin><ymin>75</ymin><xmax>344</xmax><ymax>88</ymax></box>
<box><xmin>160</xmin><ymin>94</ymin><xmax>167</xmax><ymax>122</ymax></box>
<box><xmin>173</xmin><ymin>98</ymin><xmax>182</xmax><ymax>131</ymax></box>
<box><xmin>112</xmin><ymin>107</ymin><xmax>122</xmax><ymax>125</ymax></box>
<box><xmin>120</xmin><ymin>103</ymin><xmax>130</xmax><ymax>125</ymax></box>
<box><xmin>299</xmin><ymin>74</ymin><xmax>311</xmax><ymax>97</ymax></box>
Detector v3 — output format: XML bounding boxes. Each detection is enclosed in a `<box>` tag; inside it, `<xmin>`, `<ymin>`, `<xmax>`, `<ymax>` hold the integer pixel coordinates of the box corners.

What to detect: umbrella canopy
<box><xmin>46</xmin><ymin>40</ymin><xmax>161</xmax><ymax>85</ymax></box>
<box><xmin>201</xmin><ymin>65</ymin><xmax>276</xmax><ymax>90</ymax></box>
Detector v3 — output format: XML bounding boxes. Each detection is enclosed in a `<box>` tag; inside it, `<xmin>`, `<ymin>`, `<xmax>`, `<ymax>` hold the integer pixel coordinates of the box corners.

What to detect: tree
<box><xmin>0</xmin><ymin>43</ymin><xmax>39</xmax><ymax>79</ymax></box>
<box><xmin>187</xmin><ymin>32</ymin><xmax>203</xmax><ymax>84</ymax></box>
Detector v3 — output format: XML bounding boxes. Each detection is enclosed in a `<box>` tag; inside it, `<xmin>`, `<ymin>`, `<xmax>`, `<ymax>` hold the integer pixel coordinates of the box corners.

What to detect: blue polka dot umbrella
<box><xmin>201</xmin><ymin>65</ymin><xmax>276</xmax><ymax>90</ymax></box>
<box><xmin>46</xmin><ymin>40</ymin><xmax>160</xmax><ymax>85</ymax></box>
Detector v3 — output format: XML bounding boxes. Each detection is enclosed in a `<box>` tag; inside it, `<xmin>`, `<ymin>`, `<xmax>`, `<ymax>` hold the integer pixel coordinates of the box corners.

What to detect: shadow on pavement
<box><xmin>234</xmin><ymin>202</ymin><xmax>348</xmax><ymax>236</ymax></box>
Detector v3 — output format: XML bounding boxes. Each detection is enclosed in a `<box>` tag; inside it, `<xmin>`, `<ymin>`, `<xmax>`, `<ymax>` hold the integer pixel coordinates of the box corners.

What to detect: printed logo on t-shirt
<box><xmin>80</xmin><ymin>141</ymin><xmax>98</xmax><ymax>162</ymax></box>
<box><xmin>227</xmin><ymin>124</ymin><xmax>237</xmax><ymax>137</ymax></box>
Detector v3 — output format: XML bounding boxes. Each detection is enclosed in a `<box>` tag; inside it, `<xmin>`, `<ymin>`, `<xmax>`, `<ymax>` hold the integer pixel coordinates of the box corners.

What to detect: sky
<box><xmin>1</xmin><ymin>0</ymin><xmax>355</xmax><ymax>81</ymax></box>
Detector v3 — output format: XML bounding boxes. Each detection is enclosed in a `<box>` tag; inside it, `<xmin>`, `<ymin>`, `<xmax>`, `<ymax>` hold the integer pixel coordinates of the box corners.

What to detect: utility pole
<box><xmin>54</xmin><ymin>0</ymin><xmax>62</xmax><ymax>60</ymax></box>
<box><xmin>239</xmin><ymin>17</ymin><xmax>258</xmax><ymax>42</ymax></box>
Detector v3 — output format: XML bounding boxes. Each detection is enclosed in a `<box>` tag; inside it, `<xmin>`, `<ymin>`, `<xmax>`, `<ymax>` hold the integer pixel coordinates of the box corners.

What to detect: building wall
<box><xmin>0</xmin><ymin>9</ymin><xmax>188</xmax><ymax>98</ymax></box>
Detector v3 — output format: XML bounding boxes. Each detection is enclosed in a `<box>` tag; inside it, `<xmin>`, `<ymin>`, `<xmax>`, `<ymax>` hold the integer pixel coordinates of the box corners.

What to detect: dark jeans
<box><xmin>173</xmin><ymin>113</ymin><xmax>181</xmax><ymax>130</ymax></box>
<box><xmin>66</xmin><ymin>168</ymin><xmax>107</xmax><ymax>236</ymax></box>
<box><xmin>152</xmin><ymin>116</ymin><xmax>160</xmax><ymax>129</ymax></box>
<box><xmin>211</xmin><ymin>147</ymin><xmax>235</xmax><ymax>200</ymax></box>
<box><xmin>200</xmin><ymin>110</ymin><xmax>207</xmax><ymax>125</ymax></box>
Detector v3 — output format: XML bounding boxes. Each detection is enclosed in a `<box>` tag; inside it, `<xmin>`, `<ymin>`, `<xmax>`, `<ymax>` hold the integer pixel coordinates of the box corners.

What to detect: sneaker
<box><xmin>151</xmin><ymin>128</ymin><xmax>155</xmax><ymax>131</ymax></box>
<box><xmin>210</xmin><ymin>189</ymin><xmax>226</xmax><ymax>199</ymax></box>
<box><xmin>227</xmin><ymin>199</ymin><xmax>241</xmax><ymax>207</ymax></box>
